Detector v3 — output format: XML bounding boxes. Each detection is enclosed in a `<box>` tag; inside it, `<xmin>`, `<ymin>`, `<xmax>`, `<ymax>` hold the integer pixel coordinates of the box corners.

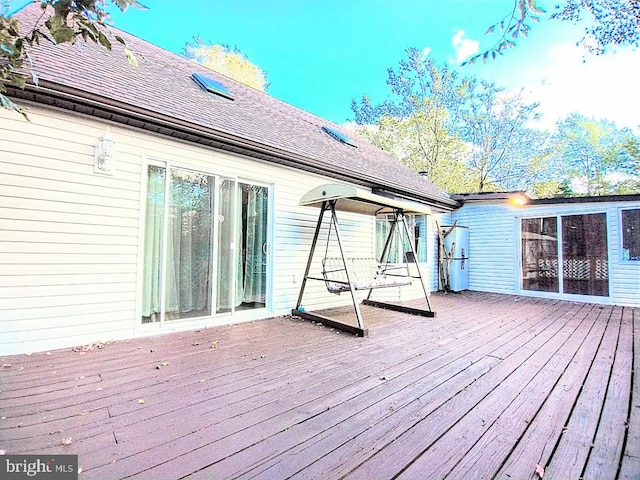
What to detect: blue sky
<box><xmin>15</xmin><ymin>1</ymin><xmax>640</xmax><ymax>130</ymax></box>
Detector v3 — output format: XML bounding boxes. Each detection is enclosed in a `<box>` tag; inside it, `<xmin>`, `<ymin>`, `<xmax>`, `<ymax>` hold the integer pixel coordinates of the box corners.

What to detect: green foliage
<box><xmin>554</xmin><ymin>113</ymin><xmax>640</xmax><ymax>195</ymax></box>
<box><xmin>1</xmin><ymin>0</ymin><xmax>146</xmax><ymax>119</ymax></box>
<box><xmin>352</xmin><ymin>49</ymin><xmax>552</xmax><ymax>194</ymax></box>
<box><xmin>465</xmin><ymin>0</ymin><xmax>544</xmax><ymax>66</ymax></box>
<box><xmin>352</xmin><ymin>48</ymin><xmax>483</xmax><ymax>193</ymax></box>
<box><xmin>530</xmin><ymin>179</ymin><xmax>563</xmax><ymax>198</ymax></box>
<box><xmin>356</xmin><ymin>110</ymin><xmax>478</xmax><ymax>194</ymax></box>
<box><xmin>550</xmin><ymin>0</ymin><xmax>640</xmax><ymax>54</ymax></box>
<box><xmin>183</xmin><ymin>37</ymin><xmax>269</xmax><ymax>92</ymax></box>
<box><xmin>460</xmin><ymin>83</ymin><xmax>554</xmax><ymax>192</ymax></box>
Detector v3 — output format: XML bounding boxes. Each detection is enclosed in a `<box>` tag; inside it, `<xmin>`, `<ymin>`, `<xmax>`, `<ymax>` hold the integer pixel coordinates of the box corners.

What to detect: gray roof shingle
<box><xmin>10</xmin><ymin>3</ymin><xmax>455</xmax><ymax>208</ymax></box>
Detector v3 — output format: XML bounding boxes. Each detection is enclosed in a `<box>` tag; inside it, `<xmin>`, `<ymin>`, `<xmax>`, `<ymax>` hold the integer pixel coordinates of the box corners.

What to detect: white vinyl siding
<box><xmin>450</xmin><ymin>201</ymin><xmax>640</xmax><ymax>307</ymax></box>
<box><xmin>449</xmin><ymin>204</ymin><xmax>516</xmax><ymax>294</ymax></box>
<box><xmin>1</xmin><ymin>104</ymin><xmax>436</xmax><ymax>355</ymax></box>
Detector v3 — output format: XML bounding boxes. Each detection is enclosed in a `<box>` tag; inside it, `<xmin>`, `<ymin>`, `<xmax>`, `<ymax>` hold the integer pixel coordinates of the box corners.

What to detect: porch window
<box><xmin>561</xmin><ymin>213</ymin><xmax>608</xmax><ymax>296</ymax></box>
<box><xmin>521</xmin><ymin>217</ymin><xmax>559</xmax><ymax>293</ymax></box>
<box><xmin>621</xmin><ymin>208</ymin><xmax>640</xmax><ymax>261</ymax></box>
<box><xmin>375</xmin><ymin>214</ymin><xmax>428</xmax><ymax>263</ymax></box>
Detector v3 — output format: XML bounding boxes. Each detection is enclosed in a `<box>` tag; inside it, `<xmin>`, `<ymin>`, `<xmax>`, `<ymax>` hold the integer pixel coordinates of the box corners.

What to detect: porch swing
<box><xmin>292</xmin><ymin>184</ymin><xmax>436</xmax><ymax>337</ymax></box>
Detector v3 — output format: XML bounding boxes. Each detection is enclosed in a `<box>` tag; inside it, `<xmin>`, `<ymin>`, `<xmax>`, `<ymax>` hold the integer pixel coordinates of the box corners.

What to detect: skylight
<box><xmin>192</xmin><ymin>73</ymin><xmax>234</xmax><ymax>100</ymax></box>
<box><xmin>321</xmin><ymin>126</ymin><xmax>358</xmax><ymax>148</ymax></box>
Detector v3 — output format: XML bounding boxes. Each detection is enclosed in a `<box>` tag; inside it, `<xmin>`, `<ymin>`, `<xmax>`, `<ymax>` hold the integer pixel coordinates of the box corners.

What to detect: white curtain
<box><xmin>143</xmin><ymin>170</ymin><xmax>268</xmax><ymax>319</ymax></box>
<box><xmin>142</xmin><ymin>166</ymin><xmax>165</xmax><ymax>319</ymax></box>
<box><xmin>242</xmin><ymin>185</ymin><xmax>267</xmax><ymax>303</ymax></box>
<box><xmin>165</xmin><ymin>170</ymin><xmax>213</xmax><ymax>317</ymax></box>
<box><xmin>216</xmin><ymin>180</ymin><xmax>245</xmax><ymax>311</ymax></box>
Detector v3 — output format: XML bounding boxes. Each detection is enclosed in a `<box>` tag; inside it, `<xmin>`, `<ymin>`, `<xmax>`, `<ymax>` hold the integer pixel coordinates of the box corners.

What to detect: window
<box><xmin>321</xmin><ymin>126</ymin><xmax>358</xmax><ymax>148</ymax></box>
<box><xmin>375</xmin><ymin>214</ymin><xmax>428</xmax><ymax>263</ymax></box>
<box><xmin>521</xmin><ymin>216</ymin><xmax>559</xmax><ymax>293</ymax></box>
<box><xmin>621</xmin><ymin>209</ymin><xmax>640</xmax><ymax>261</ymax></box>
<box><xmin>191</xmin><ymin>73</ymin><xmax>234</xmax><ymax>100</ymax></box>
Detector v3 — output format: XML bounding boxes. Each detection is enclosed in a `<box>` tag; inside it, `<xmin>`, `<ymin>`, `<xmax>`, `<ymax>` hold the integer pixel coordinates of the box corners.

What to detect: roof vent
<box><xmin>192</xmin><ymin>73</ymin><xmax>234</xmax><ymax>100</ymax></box>
<box><xmin>321</xmin><ymin>126</ymin><xmax>357</xmax><ymax>148</ymax></box>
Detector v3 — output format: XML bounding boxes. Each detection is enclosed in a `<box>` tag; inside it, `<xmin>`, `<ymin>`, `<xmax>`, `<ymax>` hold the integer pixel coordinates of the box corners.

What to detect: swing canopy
<box><xmin>300</xmin><ymin>184</ymin><xmax>432</xmax><ymax>216</ymax></box>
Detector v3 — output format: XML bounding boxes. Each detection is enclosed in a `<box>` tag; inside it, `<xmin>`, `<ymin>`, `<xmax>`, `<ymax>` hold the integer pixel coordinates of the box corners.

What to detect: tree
<box><xmin>459</xmin><ymin>82</ymin><xmax>553</xmax><ymax>192</ymax></box>
<box><xmin>352</xmin><ymin>48</ymin><xmax>478</xmax><ymax>192</ymax></box>
<box><xmin>1</xmin><ymin>0</ymin><xmax>145</xmax><ymax>119</ymax></box>
<box><xmin>550</xmin><ymin>0</ymin><xmax>640</xmax><ymax>54</ymax></box>
<box><xmin>358</xmin><ymin>109</ymin><xmax>477</xmax><ymax>194</ymax></box>
<box><xmin>352</xmin><ymin>48</ymin><xmax>551</xmax><ymax>194</ymax></box>
<box><xmin>618</xmin><ymin>136</ymin><xmax>640</xmax><ymax>193</ymax></box>
<box><xmin>183</xmin><ymin>36</ymin><xmax>269</xmax><ymax>92</ymax></box>
<box><xmin>471</xmin><ymin>0</ymin><xmax>640</xmax><ymax>65</ymax></box>
<box><xmin>554</xmin><ymin>113</ymin><xmax>640</xmax><ymax>195</ymax></box>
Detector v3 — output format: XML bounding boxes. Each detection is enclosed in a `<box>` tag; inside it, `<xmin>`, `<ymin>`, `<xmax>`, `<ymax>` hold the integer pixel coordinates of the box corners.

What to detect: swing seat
<box><xmin>322</xmin><ymin>257</ymin><xmax>413</xmax><ymax>294</ymax></box>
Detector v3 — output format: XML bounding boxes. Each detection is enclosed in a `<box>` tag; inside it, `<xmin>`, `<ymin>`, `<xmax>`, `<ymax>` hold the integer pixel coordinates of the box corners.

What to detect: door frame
<box><xmin>516</xmin><ymin>212</ymin><xmax>611</xmax><ymax>302</ymax></box>
<box><xmin>135</xmin><ymin>158</ymin><xmax>274</xmax><ymax>335</ymax></box>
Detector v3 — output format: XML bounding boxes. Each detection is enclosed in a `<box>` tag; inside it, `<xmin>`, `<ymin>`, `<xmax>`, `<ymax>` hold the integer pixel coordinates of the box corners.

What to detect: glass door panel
<box><xmin>141</xmin><ymin>165</ymin><xmax>166</xmax><ymax>324</ymax></box>
<box><xmin>238</xmin><ymin>183</ymin><xmax>268</xmax><ymax>310</ymax></box>
<box><xmin>216</xmin><ymin>179</ymin><xmax>237</xmax><ymax>314</ymax></box>
<box><xmin>521</xmin><ymin>217</ymin><xmax>559</xmax><ymax>292</ymax></box>
<box><xmin>561</xmin><ymin>213</ymin><xmax>608</xmax><ymax>296</ymax></box>
<box><xmin>141</xmin><ymin>169</ymin><xmax>271</xmax><ymax>324</ymax></box>
<box><xmin>165</xmin><ymin>169</ymin><xmax>215</xmax><ymax>320</ymax></box>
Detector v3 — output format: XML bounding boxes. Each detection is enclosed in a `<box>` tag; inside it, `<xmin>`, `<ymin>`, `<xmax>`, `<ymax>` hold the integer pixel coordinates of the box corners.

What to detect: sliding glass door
<box><xmin>239</xmin><ymin>183</ymin><xmax>268</xmax><ymax>309</ymax></box>
<box><xmin>520</xmin><ymin>213</ymin><xmax>608</xmax><ymax>297</ymax></box>
<box><xmin>165</xmin><ymin>169</ymin><xmax>215</xmax><ymax>320</ymax></box>
<box><xmin>141</xmin><ymin>165</ymin><xmax>270</xmax><ymax>325</ymax></box>
<box><xmin>561</xmin><ymin>214</ymin><xmax>608</xmax><ymax>296</ymax></box>
<box><xmin>216</xmin><ymin>181</ymin><xmax>269</xmax><ymax>313</ymax></box>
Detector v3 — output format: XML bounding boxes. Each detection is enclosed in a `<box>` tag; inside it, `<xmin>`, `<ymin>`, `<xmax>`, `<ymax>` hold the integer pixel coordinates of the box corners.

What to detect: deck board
<box><xmin>544</xmin><ymin>305</ymin><xmax>624</xmax><ymax>479</ymax></box>
<box><xmin>495</xmin><ymin>304</ymin><xmax>609</xmax><ymax>479</ymax></box>
<box><xmin>617</xmin><ymin>305</ymin><xmax>639</xmax><ymax>480</ymax></box>
<box><xmin>0</xmin><ymin>291</ymin><xmax>637</xmax><ymax>480</ymax></box>
<box><xmin>583</xmin><ymin>307</ymin><xmax>633</xmax><ymax>480</ymax></box>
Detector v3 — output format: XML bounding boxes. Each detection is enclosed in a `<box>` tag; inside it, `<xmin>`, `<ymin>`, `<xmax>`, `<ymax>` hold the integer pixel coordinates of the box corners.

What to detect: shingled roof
<box><xmin>8</xmin><ymin>3</ymin><xmax>457</xmax><ymax>209</ymax></box>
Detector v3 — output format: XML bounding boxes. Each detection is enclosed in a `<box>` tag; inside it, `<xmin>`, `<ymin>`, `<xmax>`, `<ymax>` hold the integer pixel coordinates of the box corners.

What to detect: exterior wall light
<box><xmin>510</xmin><ymin>194</ymin><xmax>528</xmax><ymax>207</ymax></box>
<box><xmin>95</xmin><ymin>129</ymin><xmax>116</xmax><ymax>174</ymax></box>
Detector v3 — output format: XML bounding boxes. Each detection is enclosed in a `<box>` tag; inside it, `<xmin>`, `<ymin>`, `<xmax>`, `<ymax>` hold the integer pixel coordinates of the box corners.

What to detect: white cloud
<box><xmin>452</xmin><ymin>29</ymin><xmax>479</xmax><ymax>63</ymax></box>
<box><xmin>423</xmin><ymin>46</ymin><xmax>431</xmax><ymax>57</ymax></box>
<box><xmin>522</xmin><ymin>43</ymin><xmax>640</xmax><ymax>132</ymax></box>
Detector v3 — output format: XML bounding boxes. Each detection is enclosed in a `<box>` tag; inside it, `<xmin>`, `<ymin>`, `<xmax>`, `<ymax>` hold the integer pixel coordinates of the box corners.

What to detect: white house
<box><xmin>4</xmin><ymin>5</ymin><xmax>637</xmax><ymax>356</ymax></box>
<box><xmin>0</xmin><ymin>4</ymin><xmax>456</xmax><ymax>355</ymax></box>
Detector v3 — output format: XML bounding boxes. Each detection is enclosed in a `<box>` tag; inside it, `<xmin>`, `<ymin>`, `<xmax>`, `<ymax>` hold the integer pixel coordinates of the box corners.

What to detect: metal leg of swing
<box><xmin>363</xmin><ymin>210</ymin><xmax>436</xmax><ymax>318</ymax></box>
<box><xmin>294</xmin><ymin>201</ymin><xmax>327</xmax><ymax>311</ymax></box>
<box><xmin>399</xmin><ymin>211</ymin><xmax>436</xmax><ymax>315</ymax></box>
<box><xmin>330</xmin><ymin>204</ymin><xmax>367</xmax><ymax>332</ymax></box>
<box><xmin>291</xmin><ymin>200</ymin><xmax>368</xmax><ymax>337</ymax></box>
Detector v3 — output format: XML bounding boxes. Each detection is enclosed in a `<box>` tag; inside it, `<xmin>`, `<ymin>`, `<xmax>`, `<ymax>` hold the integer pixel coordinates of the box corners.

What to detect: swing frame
<box><xmin>292</xmin><ymin>184</ymin><xmax>436</xmax><ymax>337</ymax></box>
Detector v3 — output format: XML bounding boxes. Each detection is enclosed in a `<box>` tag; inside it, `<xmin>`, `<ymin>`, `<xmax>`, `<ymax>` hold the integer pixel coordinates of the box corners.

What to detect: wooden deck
<box><xmin>1</xmin><ymin>291</ymin><xmax>638</xmax><ymax>480</ymax></box>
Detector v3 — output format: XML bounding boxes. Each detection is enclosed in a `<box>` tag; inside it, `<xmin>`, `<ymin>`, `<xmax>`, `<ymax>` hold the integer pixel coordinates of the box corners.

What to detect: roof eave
<box><xmin>10</xmin><ymin>82</ymin><xmax>458</xmax><ymax>211</ymax></box>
